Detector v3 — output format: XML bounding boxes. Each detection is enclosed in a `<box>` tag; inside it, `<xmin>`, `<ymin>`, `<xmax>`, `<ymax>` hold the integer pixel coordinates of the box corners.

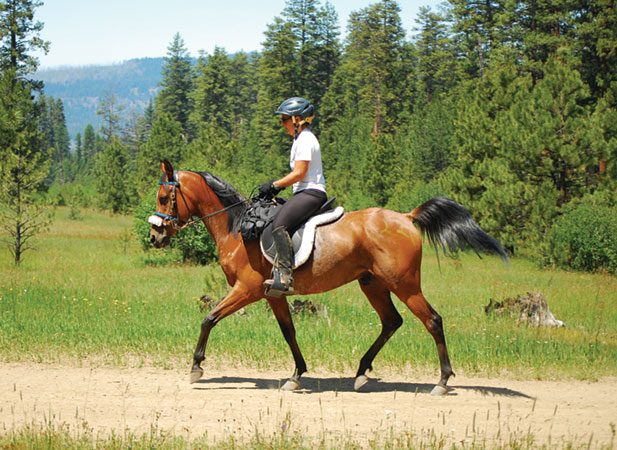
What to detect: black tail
<box><xmin>409</xmin><ymin>197</ymin><xmax>508</xmax><ymax>262</ymax></box>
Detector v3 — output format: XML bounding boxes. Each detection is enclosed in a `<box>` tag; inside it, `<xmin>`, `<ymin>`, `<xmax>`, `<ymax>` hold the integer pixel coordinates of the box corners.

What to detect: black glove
<box><xmin>257</xmin><ymin>181</ymin><xmax>282</xmax><ymax>199</ymax></box>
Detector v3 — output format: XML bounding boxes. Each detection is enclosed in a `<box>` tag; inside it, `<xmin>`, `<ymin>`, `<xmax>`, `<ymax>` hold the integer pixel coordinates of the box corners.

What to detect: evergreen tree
<box><xmin>414</xmin><ymin>6</ymin><xmax>459</xmax><ymax>103</ymax></box>
<box><xmin>0</xmin><ymin>0</ymin><xmax>49</xmax><ymax>80</ymax></box>
<box><xmin>573</xmin><ymin>0</ymin><xmax>617</xmax><ymax>100</ymax></box>
<box><xmin>252</xmin><ymin>16</ymin><xmax>297</xmax><ymax>158</ymax></box>
<box><xmin>40</xmin><ymin>97</ymin><xmax>70</xmax><ymax>183</ymax></box>
<box><xmin>401</xmin><ymin>98</ymin><xmax>455</xmax><ymax>183</ymax></box>
<box><xmin>190</xmin><ymin>47</ymin><xmax>234</xmax><ymax>138</ymax></box>
<box><xmin>229</xmin><ymin>51</ymin><xmax>258</xmax><ymax>138</ymax></box>
<box><xmin>282</xmin><ymin>0</ymin><xmax>341</xmax><ymax>114</ymax></box>
<box><xmin>442</xmin><ymin>54</ymin><xmax>600</xmax><ymax>250</ymax></box>
<box><xmin>96</xmin><ymin>90</ymin><xmax>123</xmax><ymax>143</ymax></box>
<box><xmin>449</xmin><ymin>0</ymin><xmax>515</xmax><ymax>80</ymax></box>
<box><xmin>516</xmin><ymin>0</ymin><xmax>572</xmax><ymax>82</ymax></box>
<box><xmin>74</xmin><ymin>132</ymin><xmax>82</xmax><ymax>160</ymax></box>
<box><xmin>362</xmin><ymin>133</ymin><xmax>399</xmax><ymax>206</ymax></box>
<box><xmin>335</xmin><ymin>0</ymin><xmax>407</xmax><ymax>134</ymax></box>
<box><xmin>82</xmin><ymin>124</ymin><xmax>97</xmax><ymax>161</ymax></box>
<box><xmin>0</xmin><ymin>69</ymin><xmax>51</xmax><ymax>263</ymax></box>
<box><xmin>156</xmin><ymin>33</ymin><xmax>193</xmax><ymax>140</ymax></box>
<box><xmin>134</xmin><ymin>112</ymin><xmax>186</xmax><ymax>195</ymax></box>
<box><xmin>94</xmin><ymin>138</ymin><xmax>133</xmax><ymax>213</ymax></box>
<box><xmin>0</xmin><ymin>0</ymin><xmax>51</xmax><ymax>264</ymax></box>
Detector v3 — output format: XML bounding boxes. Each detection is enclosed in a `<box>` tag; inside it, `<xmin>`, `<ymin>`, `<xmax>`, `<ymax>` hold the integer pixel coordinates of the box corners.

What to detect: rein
<box><xmin>150</xmin><ymin>174</ymin><xmax>246</xmax><ymax>232</ymax></box>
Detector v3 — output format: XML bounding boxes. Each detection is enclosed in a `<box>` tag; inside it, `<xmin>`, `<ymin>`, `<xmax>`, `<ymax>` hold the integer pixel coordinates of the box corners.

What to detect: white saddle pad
<box><xmin>261</xmin><ymin>206</ymin><xmax>344</xmax><ymax>269</ymax></box>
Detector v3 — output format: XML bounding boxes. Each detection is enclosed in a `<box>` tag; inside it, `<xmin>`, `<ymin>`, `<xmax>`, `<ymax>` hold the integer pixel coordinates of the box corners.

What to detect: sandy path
<box><xmin>1</xmin><ymin>363</ymin><xmax>615</xmax><ymax>447</ymax></box>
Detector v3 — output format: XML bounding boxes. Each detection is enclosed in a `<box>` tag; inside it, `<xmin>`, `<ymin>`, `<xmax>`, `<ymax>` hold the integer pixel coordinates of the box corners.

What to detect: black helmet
<box><xmin>275</xmin><ymin>97</ymin><xmax>314</xmax><ymax>118</ymax></box>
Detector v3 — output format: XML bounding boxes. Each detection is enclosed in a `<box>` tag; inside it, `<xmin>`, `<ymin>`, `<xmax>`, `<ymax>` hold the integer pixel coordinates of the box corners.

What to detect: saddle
<box><xmin>259</xmin><ymin>197</ymin><xmax>344</xmax><ymax>269</ymax></box>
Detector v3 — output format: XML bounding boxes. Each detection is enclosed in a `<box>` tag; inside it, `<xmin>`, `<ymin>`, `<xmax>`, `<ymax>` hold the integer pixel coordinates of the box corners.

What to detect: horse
<box><xmin>149</xmin><ymin>160</ymin><xmax>507</xmax><ymax>395</ymax></box>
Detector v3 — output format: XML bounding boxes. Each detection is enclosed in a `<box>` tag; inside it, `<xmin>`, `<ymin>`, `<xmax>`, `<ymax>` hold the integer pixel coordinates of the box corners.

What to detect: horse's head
<box><xmin>148</xmin><ymin>160</ymin><xmax>183</xmax><ymax>248</ymax></box>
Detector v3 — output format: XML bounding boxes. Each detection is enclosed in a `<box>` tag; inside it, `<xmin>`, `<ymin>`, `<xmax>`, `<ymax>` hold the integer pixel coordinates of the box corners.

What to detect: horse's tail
<box><xmin>408</xmin><ymin>197</ymin><xmax>508</xmax><ymax>262</ymax></box>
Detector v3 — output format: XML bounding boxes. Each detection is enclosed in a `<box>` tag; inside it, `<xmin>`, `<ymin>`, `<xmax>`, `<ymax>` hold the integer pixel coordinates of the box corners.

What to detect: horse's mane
<box><xmin>196</xmin><ymin>172</ymin><xmax>248</xmax><ymax>233</ymax></box>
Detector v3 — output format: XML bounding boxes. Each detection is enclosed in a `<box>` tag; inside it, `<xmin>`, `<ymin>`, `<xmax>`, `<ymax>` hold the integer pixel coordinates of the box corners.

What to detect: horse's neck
<box><xmin>187</xmin><ymin>173</ymin><xmax>241</xmax><ymax>254</ymax></box>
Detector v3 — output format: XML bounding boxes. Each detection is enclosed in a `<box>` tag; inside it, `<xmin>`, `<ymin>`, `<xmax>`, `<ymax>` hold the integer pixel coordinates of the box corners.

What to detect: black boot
<box><xmin>264</xmin><ymin>226</ymin><xmax>295</xmax><ymax>297</ymax></box>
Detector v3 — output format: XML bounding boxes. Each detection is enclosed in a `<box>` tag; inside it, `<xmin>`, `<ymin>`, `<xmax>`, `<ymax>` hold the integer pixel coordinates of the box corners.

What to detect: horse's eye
<box><xmin>159</xmin><ymin>196</ymin><xmax>169</xmax><ymax>206</ymax></box>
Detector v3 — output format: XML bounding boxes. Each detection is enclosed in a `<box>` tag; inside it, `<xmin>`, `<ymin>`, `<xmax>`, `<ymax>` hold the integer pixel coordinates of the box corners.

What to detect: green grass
<box><xmin>1</xmin><ymin>207</ymin><xmax>616</xmax><ymax>379</ymax></box>
<box><xmin>2</xmin><ymin>420</ymin><xmax>613</xmax><ymax>450</ymax></box>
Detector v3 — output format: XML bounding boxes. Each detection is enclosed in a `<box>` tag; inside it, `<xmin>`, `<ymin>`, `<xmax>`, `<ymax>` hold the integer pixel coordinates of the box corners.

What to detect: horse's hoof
<box><xmin>189</xmin><ymin>368</ymin><xmax>204</xmax><ymax>384</ymax></box>
<box><xmin>430</xmin><ymin>385</ymin><xmax>449</xmax><ymax>396</ymax></box>
<box><xmin>281</xmin><ymin>378</ymin><xmax>300</xmax><ymax>391</ymax></box>
<box><xmin>354</xmin><ymin>375</ymin><xmax>369</xmax><ymax>391</ymax></box>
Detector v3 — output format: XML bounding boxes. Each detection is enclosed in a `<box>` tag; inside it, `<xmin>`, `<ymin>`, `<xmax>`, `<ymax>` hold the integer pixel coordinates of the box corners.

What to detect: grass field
<box><xmin>1</xmin><ymin>207</ymin><xmax>616</xmax><ymax>380</ymax></box>
<box><xmin>1</xmin><ymin>207</ymin><xmax>617</xmax><ymax>449</ymax></box>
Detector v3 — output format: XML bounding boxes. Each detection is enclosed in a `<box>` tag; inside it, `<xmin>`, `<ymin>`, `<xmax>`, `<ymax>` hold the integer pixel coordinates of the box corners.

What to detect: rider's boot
<box><xmin>264</xmin><ymin>226</ymin><xmax>295</xmax><ymax>297</ymax></box>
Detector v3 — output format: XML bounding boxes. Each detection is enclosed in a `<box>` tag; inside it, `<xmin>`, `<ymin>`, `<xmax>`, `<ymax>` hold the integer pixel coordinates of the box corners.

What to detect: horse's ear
<box><xmin>160</xmin><ymin>160</ymin><xmax>174</xmax><ymax>180</ymax></box>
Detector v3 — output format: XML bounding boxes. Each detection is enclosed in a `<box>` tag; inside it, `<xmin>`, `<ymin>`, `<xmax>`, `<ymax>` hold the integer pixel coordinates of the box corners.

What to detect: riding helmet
<box><xmin>275</xmin><ymin>97</ymin><xmax>314</xmax><ymax>118</ymax></box>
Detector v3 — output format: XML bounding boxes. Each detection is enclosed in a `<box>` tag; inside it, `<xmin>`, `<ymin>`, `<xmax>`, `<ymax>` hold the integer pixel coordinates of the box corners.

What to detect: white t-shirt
<box><xmin>289</xmin><ymin>128</ymin><xmax>326</xmax><ymax>194</ymax></box>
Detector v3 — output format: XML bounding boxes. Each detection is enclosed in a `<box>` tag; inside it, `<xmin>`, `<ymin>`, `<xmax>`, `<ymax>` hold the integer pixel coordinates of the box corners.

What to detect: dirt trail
<box><xmin>1</xmin><ymin>363</ymin><xmax>615</xmax><ymax>447</ymax></box>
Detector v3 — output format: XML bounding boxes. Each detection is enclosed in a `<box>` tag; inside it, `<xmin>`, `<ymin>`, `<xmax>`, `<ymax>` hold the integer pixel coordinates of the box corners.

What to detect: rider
<box><xmin>258</xmin><ymin>97</ymin><xmax>327</xmax><ymax>296</ymax></box>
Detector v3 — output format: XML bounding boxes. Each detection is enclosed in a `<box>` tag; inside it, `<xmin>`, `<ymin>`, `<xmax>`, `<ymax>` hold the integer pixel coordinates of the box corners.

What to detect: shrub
<box><xmin>546</xmin><ymin>192</ymin><xmax>617</xmax><ymax>274</ymax></box>
<box><xmin>134</xmin><ymin>190</ymin><xmax>218</xmax><ymax>265</ymax></box>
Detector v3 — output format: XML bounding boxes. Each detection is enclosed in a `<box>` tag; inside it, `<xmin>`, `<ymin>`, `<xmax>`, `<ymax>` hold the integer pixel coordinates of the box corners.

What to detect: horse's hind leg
<box><xmin>355</xmin><ymin>274</ymin><xmax>403</xmax><ymax>391</ymax></box>
<box><xmin>399</xmin><ymin>289</ymin><xmax>454</xmax><ymax>395</ymax></box>
<box><xmin>267</xmin><ymin>298</ymin><xmax>307</xmax><ymax>391</ymax></box>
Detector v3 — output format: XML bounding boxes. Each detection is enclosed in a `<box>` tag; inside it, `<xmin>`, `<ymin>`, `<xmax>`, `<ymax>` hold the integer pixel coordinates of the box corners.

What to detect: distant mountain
<box><xmin>34</xmin><ymin>58</ymin><xmax>164</xmax><ymax>139</ymax></box>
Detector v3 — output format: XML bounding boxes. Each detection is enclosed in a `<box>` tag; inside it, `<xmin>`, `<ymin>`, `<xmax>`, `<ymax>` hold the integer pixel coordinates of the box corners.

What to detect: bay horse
<box><xmin>149</xmin><ymin>160</ymin><xmax>507</xmax><ymax>395</ymax></box>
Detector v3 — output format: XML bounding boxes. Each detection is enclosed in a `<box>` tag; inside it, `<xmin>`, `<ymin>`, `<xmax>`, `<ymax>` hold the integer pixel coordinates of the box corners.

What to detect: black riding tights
<box><xmin>273</xmin><ymin>189</ymin><xmax>327</xmax><ymax>235</ymax></box>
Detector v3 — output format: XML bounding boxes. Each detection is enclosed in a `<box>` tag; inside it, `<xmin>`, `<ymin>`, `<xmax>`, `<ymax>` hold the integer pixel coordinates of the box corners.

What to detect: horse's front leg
<box><xmin>191</xmin><ymin>282</ymin><xmax>258</xmax><ymax>383</ymax></box>
<box><xmin>267</xmin><ymin>297</ymin><xmax>307</xmax><ymax>391</ymax></box>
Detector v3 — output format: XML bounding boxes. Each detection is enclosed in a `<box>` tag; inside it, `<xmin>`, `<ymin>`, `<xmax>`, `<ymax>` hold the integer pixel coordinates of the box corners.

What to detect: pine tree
<box><xmin>190</xmin><ymin>47</ymin><xmax>234</xmax><ymax>137</ymax></box>
<box><xmin>82</xmin><ymin>124</ymin><xmax>97</xmax><ymax>161</ymax></box>
<box><xmin>38</xmin><ymin>97</ymin><xmax>70</xmax><ymax>183</ymax></box>
<box><xmin>441</xmin><ymin>54</ymin><xmax>599</xmax><ymax>250</ymax></box>
<box><xmin>516</xmin><ymin>0</ymin><xmax>571</xmax><ymax>82</ymax></box>
<box><xmin>94</xmin><ymin>138</ymin><xmax>133</xmax><ymax>213</ymax></box>
<box><xmin>0</xmin><ymin>0</ymin><xmax>49</xmax><ymax>80</ymax></box>
<box><xmin>573</xmin><ymin>0</ymin><xmax>617</xmax><ymax>101</ymax></box>
<box><xmin>156</xmin><ymin>33</ymin><xmax>193</xmax><ymax>140</ymax></box>
<box><xmin>252</xmin><ymin>16</ymin><xmax>297</xmax><ymax>157</ymax></box>
<box><xmin>229</xmin><ymin>51</ymin><xmax>258</xmax><ymax>139</ymax></box>
<box><xmin>134</xmin><ymin>112</ymin><xmax>186</xmax><ymax>195</ymax></box>
<box><xmin>96</xmin><ymin>90</ymin><xmax>123</xmax><ymax>143</ymax></box>
<box><xmin>281</xmin><ymin>0</ymin><xmax>341</xmax><ymax>114</ymax></box>
<box><xmin>414</xmin><ymin>6</ymin><xmax>459</xmax><ymax>103</ymax></box>
<box><xmin>0</xmin><ymin>0</ymin><xmax>51</xmax><ymax>264</ymax></box>
<box><xmin>336</xmin><ymin>0</ymin><xmax>407</xmax><ymax>134</ymax></box>
<box><xmin>0</xmin><ymin>70</ymin><xmax>51</xmax><ymax>263</ymax></box>
<box><xmin>449</xmin><ymin>0</ymin><xmax>515</xmax><ymax>80</ymax></box>
<box><xmin>75</xmin><ymin>132</ymin><xmax>82</xmax><ymax>160</ymax></box>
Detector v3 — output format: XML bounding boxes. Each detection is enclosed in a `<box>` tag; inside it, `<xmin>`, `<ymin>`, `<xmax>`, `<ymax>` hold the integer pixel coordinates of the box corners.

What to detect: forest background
<box><xmin>1</xmin><ymin>0</ymin><xmax>617</xmax><ymax>273</ymax></box>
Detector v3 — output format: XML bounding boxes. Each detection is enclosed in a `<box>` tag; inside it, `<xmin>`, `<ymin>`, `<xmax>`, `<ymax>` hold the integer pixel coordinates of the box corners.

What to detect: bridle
<box><xmin>148</xmin><ymin>172</ymin><xmax>245</xmax><ymax>232</ymax></box>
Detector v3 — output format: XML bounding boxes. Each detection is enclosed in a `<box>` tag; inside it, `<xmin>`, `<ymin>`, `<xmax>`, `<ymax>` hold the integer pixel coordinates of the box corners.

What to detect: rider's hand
<box><xmin>258</xmin><ymin>181</ymin><xmax>282</xmax><ymax>198</ymax></box>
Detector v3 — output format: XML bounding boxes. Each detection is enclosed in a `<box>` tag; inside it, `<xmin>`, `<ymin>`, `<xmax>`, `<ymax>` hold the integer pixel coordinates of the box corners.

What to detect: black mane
<box><xmin>197</xmin><ymin>172</ymin><xmax>248</xmax><ymax>233</ymax></box>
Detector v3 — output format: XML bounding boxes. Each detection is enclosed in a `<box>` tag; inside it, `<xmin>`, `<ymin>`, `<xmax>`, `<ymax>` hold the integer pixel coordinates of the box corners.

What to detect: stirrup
<box><xmin>264</xmin><ymin>269</ymin><xmax>295</xmax><ymax>297</ymax></box>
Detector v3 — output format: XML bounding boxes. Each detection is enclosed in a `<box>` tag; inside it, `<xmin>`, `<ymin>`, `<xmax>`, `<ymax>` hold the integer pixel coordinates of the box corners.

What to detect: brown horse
<box><xmin>149</xmin><ymin>161</ymin><xmax>507</xmax><ymax>395</ymax></box>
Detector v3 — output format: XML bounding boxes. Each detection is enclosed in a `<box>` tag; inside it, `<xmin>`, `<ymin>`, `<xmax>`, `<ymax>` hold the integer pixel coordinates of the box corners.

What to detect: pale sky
<box><xmin>34</xmin><ymin>0</ymin><xmax>444</xmax><ymax>69</ymax></box>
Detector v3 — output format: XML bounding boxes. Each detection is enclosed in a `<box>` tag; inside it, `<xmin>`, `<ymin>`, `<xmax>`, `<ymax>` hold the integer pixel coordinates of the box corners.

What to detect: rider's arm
<box><xmin>274</xmin><ymin>160</ymin><xmax>309</xmax><ymax>190</ymax></box>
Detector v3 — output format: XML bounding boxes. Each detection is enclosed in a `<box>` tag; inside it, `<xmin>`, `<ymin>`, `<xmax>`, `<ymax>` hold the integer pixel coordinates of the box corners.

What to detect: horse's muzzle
<box><xmin>150</xmin><ymin>226</ymin><xmax>171</xmax><ymax>248</ymax></box>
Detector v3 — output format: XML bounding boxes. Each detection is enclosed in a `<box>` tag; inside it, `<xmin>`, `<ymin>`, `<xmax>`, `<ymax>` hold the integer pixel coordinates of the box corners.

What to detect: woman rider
<box><xmin>258</xmin><ymin>97</ymin><xmax>327</xmax><ymax>297</ymax></box>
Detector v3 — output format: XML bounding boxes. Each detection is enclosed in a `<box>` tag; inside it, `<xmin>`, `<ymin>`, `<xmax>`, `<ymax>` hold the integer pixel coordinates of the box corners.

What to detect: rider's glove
<box><xmin>258</xmin><ymin>181</ymin><xmax>282</xmax><ymax>199</ymax></box>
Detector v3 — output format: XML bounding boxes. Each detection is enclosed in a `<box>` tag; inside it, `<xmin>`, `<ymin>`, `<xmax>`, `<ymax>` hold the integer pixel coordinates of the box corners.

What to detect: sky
<box><xmin>34</xmin><ymin>0</ymin><xmax>443</xmax><ymax>69</ymax></box>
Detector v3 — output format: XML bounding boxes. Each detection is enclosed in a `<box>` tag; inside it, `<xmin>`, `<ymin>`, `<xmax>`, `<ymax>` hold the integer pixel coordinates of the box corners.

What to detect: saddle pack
<box><xmin>238</xmin><ymin>197</ymin><xmax>344</xmax><ymax>270</ymax></box>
